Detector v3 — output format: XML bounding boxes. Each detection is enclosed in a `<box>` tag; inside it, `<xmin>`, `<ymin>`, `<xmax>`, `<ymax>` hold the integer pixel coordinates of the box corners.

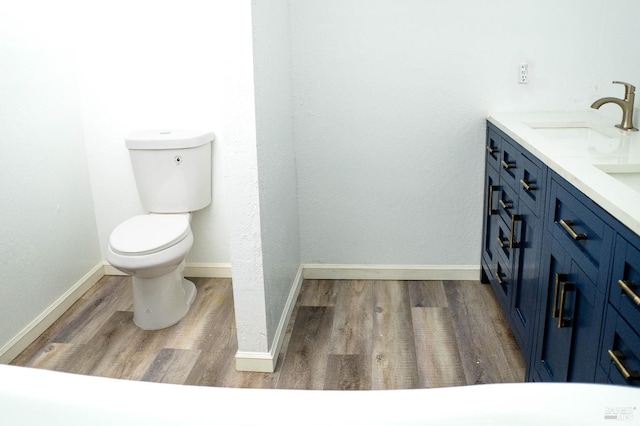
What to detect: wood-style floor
<box><xmin>11</xmin><ymin>277</ymin><xmax>525</xmax><ymax>389</ymax></box>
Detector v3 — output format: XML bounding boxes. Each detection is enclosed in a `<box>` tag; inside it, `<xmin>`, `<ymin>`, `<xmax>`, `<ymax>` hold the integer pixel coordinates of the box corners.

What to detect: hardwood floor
<box><xmin>11</xmin><ymin>276</ymin><xmax>525</xmax><ymax>389</ymax></box>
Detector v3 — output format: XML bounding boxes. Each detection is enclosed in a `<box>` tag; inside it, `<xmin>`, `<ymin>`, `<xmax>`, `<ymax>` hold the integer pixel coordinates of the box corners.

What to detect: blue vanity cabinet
<box><xmin>481</xmin><ymin>123</ymin><xmax>546</xmax><ymax>366</ymax></box>
<box><xmin>485</xmin><ymin>117</ymin><xmax>640</xmax><ymax>385</ymax></box>
<box><xmin>598</xmin><ymin>233</ymin><xmax>640</xmax><ymax>387</ymax></box>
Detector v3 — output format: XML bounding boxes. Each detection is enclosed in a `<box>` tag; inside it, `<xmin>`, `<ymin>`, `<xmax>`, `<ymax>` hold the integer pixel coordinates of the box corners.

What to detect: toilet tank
<box><xmin>125</xmin><ymin>130</ymin><xmax>214</xmax><ymax>213</ymax></box>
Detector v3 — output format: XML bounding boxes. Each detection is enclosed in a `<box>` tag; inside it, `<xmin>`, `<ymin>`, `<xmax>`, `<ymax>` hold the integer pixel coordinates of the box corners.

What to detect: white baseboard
<box><xmin>302</xmin><ymin>263</ymin><xmax>481</xmax><ymax>281</ymax></box>
<box><xmin>235</xmin><ymin>264</ymin><xmax>304</xmax><ymax>373</ymax></box>
<box><xmin>0</xmin><ymin>262</ymin><xmax>105</xmax><ymax>364</ymax></box>
<box><xmin>104</xmin><ymin>262</ymin><xmax>233</xmax><ymax>278</ymax></box>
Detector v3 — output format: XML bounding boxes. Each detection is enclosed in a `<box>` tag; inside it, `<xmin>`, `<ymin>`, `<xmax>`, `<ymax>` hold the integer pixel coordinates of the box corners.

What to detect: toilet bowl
<box><xmin>106</xmin><ymin>213</ymin><xmax>197</xmax><ymax>330</ymax></box>
<box><xmin>107</xmin><ymin>129</ymin><xmax>214</xmax><ymax>330</ymax></box>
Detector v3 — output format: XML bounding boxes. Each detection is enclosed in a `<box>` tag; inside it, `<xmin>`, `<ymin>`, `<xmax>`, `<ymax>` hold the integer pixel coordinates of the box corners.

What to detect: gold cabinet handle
<box><xmin>608</xmin><ymin>350</ymin><xmax>640</xmax><ymax>380</ymax></box>
<box><xmin>496</xmin><ymin>215</ymin><xmax>520</xmax><ymax>250</ymax></box>
<box><xmin>496</xmin><ymin>268</ymin><xmax>506</xmax><ymax>285</ymax></box>
<box><xmin>552</xmin><ymin>273</ymin><xmax>568</xmax><ymax>319</ymax></box>
<box><xmin>559</xmin><ymin>219</ymin><xmax>587</xmax><ymax>240</ymax></box>
<box><xmin>509</xmin><ymin>214</ymin><xmax>520</xmax><ymax>249</ymax></box>
<box><xmin>520</xmin><ymin>179</ymin><xmax>537</xmax><ymax>191</ymax></box>
<box><xmin>487</xmin><ymin>185</ymin><xmax>498</xmax><ymax>216</ymax></box>
<box><xmin>618</xmin><ymin>280</ymin><xmax>640</xmax><ymax>306</ymax></box>
<box><xmin>486</xmin><ymin>144</ymin><xmax>498</xmax><ymax>154</ymax></box>
<box><xmin>557</xmin><ymin>281</ymin><xmax>575</xmax><ymax>328</ymax></box>
<box><xmin>501</xmin><ymin>159</ymin><xmax>516</xmax><ymax>170</ymax></box>
<box><xmin>499</xmin><ymin>199</ymin><xmax>513</xmax><ymax>210</ymax></box>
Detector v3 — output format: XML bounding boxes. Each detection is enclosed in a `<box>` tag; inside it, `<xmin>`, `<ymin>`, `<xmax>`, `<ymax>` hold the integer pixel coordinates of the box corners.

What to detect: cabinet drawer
<box><xmin>496</xmin><ymin>215</ymin><xmax>519</xmax><ymax>268</ymax></box>
<box><xmin>600</xmin><ymin>305</ymin><xmax>640</xmax><ymax>387</ymax></box>
<box><xmin>547</xmin><ymin>177</ymin><xmax>614</xmax><ymax>291</ymax></box>
<box><xmin>486</xmin><ymin>126</ymin><xmax>502</xmax><ymax>171</ymax></box>
<box><xmin>492</xmin><ymin>256</ymin><xmax>512</xmax><ymax>312</ymax></box>
<box><xmin>500</xmin><ymin>137</ymin><xmax>520</xmax><ymax>190</ymax></box>
<box><xmin>518</xmin><ymin>153</ymin><xmax>546</xmax><ymax>217</ymax></box>
<box><xmin>497</xmin><ymin>181</ymin><xmax>519</xmax><ymax>229</ymax></box>
<box><xmin>610</xmin><ymin>235</ymin><xmax>640</xmax><ymax>328</ymax></box>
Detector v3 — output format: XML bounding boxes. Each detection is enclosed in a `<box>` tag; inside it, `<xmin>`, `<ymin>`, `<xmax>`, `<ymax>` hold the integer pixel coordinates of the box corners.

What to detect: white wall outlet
<box><xmin>518</xmin><ymin>63</ymin><xmax>529</xmax><ymax>84</ymax></box>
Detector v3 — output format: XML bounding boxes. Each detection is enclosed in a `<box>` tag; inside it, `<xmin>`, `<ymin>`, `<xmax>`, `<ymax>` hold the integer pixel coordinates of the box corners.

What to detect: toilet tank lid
<box><xmin>125</xmin><ymin>129</ymin><xmax>215</xmax><ymax>150</ymax></box>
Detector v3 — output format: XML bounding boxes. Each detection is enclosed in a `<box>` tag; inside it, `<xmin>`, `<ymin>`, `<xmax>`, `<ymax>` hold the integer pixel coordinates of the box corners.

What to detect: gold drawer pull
<box><xmin>559</xmin><ymin>219</ymin><xmax>587</xmax><ymax>240</ymax></box>
<box><xmin>552</xmin><ymin>273</ymin><xmax>568</xmax><ymax>319</ymax></box>
<box><xmin>618</xmin><ymin>280</ymin><xmax>640</xmax><ymax>306</ymax></box>
<box><xmin>501</xmin><ymin>160</ymin><xmax>516</xmax><ymax>170</ymax></box>
<box><xmin>499</xmin><ymin>199</ymin><xmax>512</xmax><ymax>210</ymax></box>
<box><xmin>608</xmin><ymin>350</ymin><xmax>640</xmax><ymax>381</ymax></box>
<box><xmin>557</xmin><ymin>281</ymin><xmax>575</xmax><ymax>328</ymax></box>
<box><xmin>496</xmin><ymin>236</ymin><xmax>508</xmax><ymax>249</ymax></box>
<box><xmin>509</xmin><ymin>214</ymin><xmax>519</xmax><ymax>249</ymax></box>
<box><xmin>496</xmin><ymin>268</ymin><xmax>506</xmax><ymax>285</ymax></box>
<box><xmin>520</xmin><ymin>179</ymin><xmax>537</xmax><ymax>191</ymax></box>
<box><xmin>487</xmin><ymin>185</ymin><xmax>498</xmax><ymax>216</ymax></box>
<box><xmin>486</xmin><ymin>145</ymin><xmax>498</xmax><ymax>154</ymax></box>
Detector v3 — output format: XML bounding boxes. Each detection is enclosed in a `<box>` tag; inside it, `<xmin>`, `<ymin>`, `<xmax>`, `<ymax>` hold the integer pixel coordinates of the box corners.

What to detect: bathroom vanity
<box><xmin>481</xmin><ymin>111</ymin><xmax>640</xmax><ymax>386</ymax></box>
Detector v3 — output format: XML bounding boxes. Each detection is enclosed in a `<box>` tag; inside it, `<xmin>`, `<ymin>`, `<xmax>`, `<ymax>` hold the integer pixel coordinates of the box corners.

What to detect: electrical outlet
<box><xmin>519</xmin><ymin>63</ymin><xmax>529</xmax><ymax>84</ymax></box>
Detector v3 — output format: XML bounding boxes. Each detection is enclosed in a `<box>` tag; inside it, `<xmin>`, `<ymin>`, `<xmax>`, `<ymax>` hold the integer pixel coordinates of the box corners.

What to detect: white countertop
<box><xmin>488</xmin><ymin>110</ymin><xmax>640</xmax><ymax>236</ymax></box>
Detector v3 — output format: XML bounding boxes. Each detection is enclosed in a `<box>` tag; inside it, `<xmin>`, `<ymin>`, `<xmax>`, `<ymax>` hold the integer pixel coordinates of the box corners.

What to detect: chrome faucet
<box><xmin>591</xmin><ymin>81</ymin><xmax>638</xmax><ymax>131</ymax></box>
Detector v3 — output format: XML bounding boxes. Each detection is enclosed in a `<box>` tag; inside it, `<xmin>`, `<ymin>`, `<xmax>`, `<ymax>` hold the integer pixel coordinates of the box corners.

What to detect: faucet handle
<box><xmin>612</xmin><ymin>81</ymin><xmax>635</xmax><ymax>97</ymax></box>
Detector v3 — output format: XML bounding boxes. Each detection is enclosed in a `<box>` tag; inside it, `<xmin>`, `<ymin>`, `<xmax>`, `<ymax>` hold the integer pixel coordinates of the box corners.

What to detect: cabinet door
<box><xmin>481</xmin><ymin>163</ymin><xmax>501</xmax><ymax>284</ymax></box>
<box><xmin>534</xmin><ymin>236</ymin><xmax>605</xmax><ymax>383</ymax></box>
<box><xmin>600</xmin><ymin>234</ymin><xmax>640</xmax><ymax>387</ymax></box>
<box><xmin>609</xmin><ymin>235</ymin><xmax>640</xmax><ymax>330</ymax></box>
<box><xmin>600</xmin><ymin>305</ymin><xmax>640</xmax><ymax>387</ymax></box>
<box><xmin>510</xmin><ymin>201</ymin><xmax>542</xmax><ymax>360</ymax></box>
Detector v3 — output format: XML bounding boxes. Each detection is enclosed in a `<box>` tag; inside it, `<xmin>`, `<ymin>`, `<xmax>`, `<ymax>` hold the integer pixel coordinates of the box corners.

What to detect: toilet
<box><xmin>106</xmin><ymin>129</ymin><xmax>214</xmax><ymax>330</ymax></box>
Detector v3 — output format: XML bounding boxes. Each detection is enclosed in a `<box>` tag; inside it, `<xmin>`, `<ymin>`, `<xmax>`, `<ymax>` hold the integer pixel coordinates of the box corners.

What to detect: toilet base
<box><xmin>132</xmin><ymin>261</ymin><xmax>197</xmax><ymax>330</ymax></box>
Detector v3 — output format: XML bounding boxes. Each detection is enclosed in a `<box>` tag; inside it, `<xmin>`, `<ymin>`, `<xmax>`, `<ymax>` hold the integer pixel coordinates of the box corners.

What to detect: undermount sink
<box><xmin>525</xmin><ymin>121</ymin><xmax>617</xmax><ymax>140</ymax></box>
<box><xmin>594</xmin><ymin>163</ymin><xmax>640</xmax><ymax>192</ymax></box>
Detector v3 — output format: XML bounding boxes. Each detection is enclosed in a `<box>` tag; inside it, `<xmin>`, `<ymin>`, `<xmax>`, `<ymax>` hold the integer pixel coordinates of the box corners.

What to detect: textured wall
<box><xmin>290</xmin><ymin>0</ymin><xmax>611</xmax><ymax>265</ymax></box>
<box><xmin>0</xmin><ymin>3</ymin><xmax>101</xmax><ymax>349</ymax></box>
<box><xmin>251</xmin><ymin>0</ymin><xmax>301</xmax><ymax>348</ymax></box>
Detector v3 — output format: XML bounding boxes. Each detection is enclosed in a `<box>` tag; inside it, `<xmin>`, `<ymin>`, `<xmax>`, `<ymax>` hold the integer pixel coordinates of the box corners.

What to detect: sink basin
<box><xmin>594</xmin><ymin>163</ymin><xmax>640</xmax><ymax>192</ymax></box>
<box><xmin>526</xmin><ymin>121</ymin><xmax>617</xmax><ymax>140</ymax></box>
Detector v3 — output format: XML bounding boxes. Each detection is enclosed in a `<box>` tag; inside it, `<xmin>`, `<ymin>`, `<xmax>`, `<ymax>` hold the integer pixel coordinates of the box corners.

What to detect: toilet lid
<box><xmin>109</xmin><ymin>215</ymin><xmax>190</xmax><ymax>255</ymax></box>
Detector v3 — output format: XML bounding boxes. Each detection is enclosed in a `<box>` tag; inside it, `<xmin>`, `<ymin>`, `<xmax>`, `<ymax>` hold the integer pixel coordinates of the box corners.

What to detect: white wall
<box><xmin>0</xmin><ymin>2</ymin><xmax>101</xmax><ymax>349</ymax></box>
<box><xmin>251</xmin><ymin>0</ymin><xmax>301</xmax><ymax>349</ymax></box>
<box><xmin>591</xmin><ymin>0</ymin><xmax>640</xmax><ymax>121</ymax></box>
<box><xmin>290</xmin><ymin>0</ymin><xmax>637</xmax><ymax>265</ymax></box>
<box><xmin>222</xmin><ymin>0</ymin><xmax>302</xmax><ymax>359</ymax></box>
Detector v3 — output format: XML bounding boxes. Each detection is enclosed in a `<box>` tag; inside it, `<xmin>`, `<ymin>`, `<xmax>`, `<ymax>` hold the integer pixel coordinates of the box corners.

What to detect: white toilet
<box><xmin>106</xmin><ymin>129</ymin><xmax>214</xmax><ymax>330</ymax></box>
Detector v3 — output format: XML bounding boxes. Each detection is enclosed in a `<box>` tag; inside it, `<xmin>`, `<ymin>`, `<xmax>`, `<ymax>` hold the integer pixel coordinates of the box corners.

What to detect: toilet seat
<box><xmin>109</xmin><ymin>214</ymin><xmax>191</xmax><ymax>256</ymax></box>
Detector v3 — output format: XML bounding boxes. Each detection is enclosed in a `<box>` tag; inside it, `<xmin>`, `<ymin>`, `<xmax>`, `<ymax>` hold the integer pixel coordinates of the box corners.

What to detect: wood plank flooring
<box><xmin>11</xmin><ymin>277</ymin><xmax>525</xmax><ymax>389</ymax></box>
